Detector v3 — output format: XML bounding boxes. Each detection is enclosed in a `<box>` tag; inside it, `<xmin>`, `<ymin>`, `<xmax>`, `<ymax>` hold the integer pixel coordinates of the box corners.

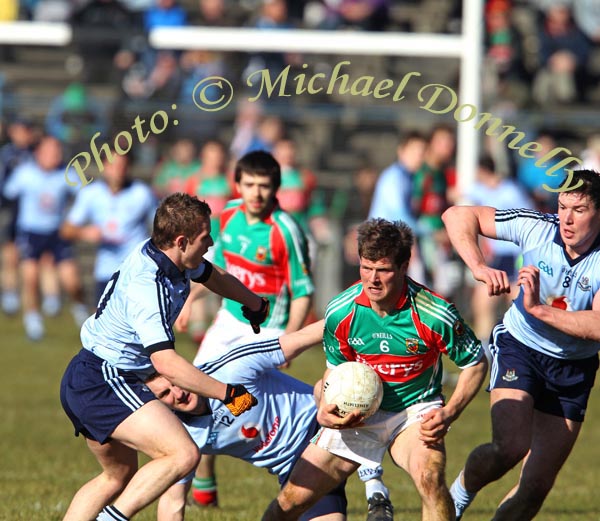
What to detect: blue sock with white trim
<box><xmin>96</xmin><ymin>505</ymin><xmax>129</xmax><ymax>521</ymax></box>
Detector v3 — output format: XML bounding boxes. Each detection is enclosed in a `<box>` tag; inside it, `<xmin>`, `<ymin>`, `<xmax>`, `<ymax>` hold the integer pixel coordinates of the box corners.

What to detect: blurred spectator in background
<box><xmin>309</xmin><ymin>0</ymin><xmax>390</xmax><ymax>31</ymax></box>
<box><xmin>532</xmin><ymin>3</ymin><xmax>591</xmax><ymax>104</ymax></box>
<box><xmin>411</xmin><ymin>124</ymin><xmax>457</xmax><ymax>294</ymax></box>
<box><xmin>339</xmin><ymin>163</ymin><xmax>379</xmax><ymax>288</ymax></box>
<box><xmin>70</xmin><ymin>0</ymin><xmax>140</xmax><ymax>83</ymax></box>
<box><xmin>0</xmin><ymin>118</ymin><xmax>37</xmax><ymax>316</ymax></box>
<box><xmin>122</xmin><ymin>49</ymin><xmax>183</xmax><ymax>101</ymax></box>
<box><xmin>232</xmin><ymin>113</ymin><xmax>286</xmax><ymax>161</ymax></box>
<box><xmin>368</xmin><ymin>130</ymin><xmax>426</xmax><ymax>229</ymax></box>
<box><xmin>152</xmin><ymin>138</ymin><xmax>200</xmax><ymax>197</ymax></box>
<box><xmin>177</xmin><ymin>49</ymin><xmax>227</xmax><ymax>140</ymax></box>
<box><xmin>482</xmin><ymin>0</ymin><xmax>528</xmax><ymax>106</ymax></box>
<box><xmin>183</xmin><ymin>139</ymin><xmax>231</xmax><ymax>343</ymax></box>
<box><xmin>2</xmin><ymin>136</ymin><xmax>88</xmax><ymax>341</ymax></box>
<box><xmin>244</xmin><ymin>0</ymin><xmax>298</xmax><ymax>81</ymax></box>
<box><xmin>581</xmin><ymin>133</ymin><xmax>600</xmax><ymax>172</ymax></box>
<box><xmin>272</xmin><ymin>137</ymin><xmax>331</xmax><ymax>249</ymax></box>
<box><xmin>45</xmin><ymin>82</ymin><xmax>108</xmax><ymax>157</ymax></box>
<box><xmin>184</xmin><ymin>139</ymin><xmax>231</xmax><ymax>242</ymax></box>
<box><xmin>61</xmin><ymin>153</ymin><xmax>156</xmax><ymax>305</ymax></box>
<box><xmin>229</xmin><ymin>100</ymin><xmax>263</xmax><ymax>161</ymax></box>
<box><xmin>143</xmin><ymin>0</ymin><xmax>186</xmax><ymax>30</ymax></box>
<box><xmin>189</xmin><ymin>0</ymin><xmax>243</xmax><ymax>25</ymax></box>
<box><xmin>464</xmin><ymin>156</ymin><xmax>532</xmax><ymax>342</ymax></box>
<box><xmin>516</xmin><ymin>129</ymin><xmax>561</xmax><ymax>212</ymax></box>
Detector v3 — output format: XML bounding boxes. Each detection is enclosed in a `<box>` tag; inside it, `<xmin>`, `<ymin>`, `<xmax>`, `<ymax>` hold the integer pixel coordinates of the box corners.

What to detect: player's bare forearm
<box><xmin>203</xmin><ymin>264</ymin><xmax>262</xmax><ymax>310</ymax></box>
<box><xmin>528</xmin><ymin>306</ymin><xmax>600</xmax><ymax>341</ymax></box>
<box><xmin>443</xmin><ymin>357</ymin><xmax>489</xmax><ymax>422</ymax></box>
<box><xmin>284</xmin><ymin>295</ymin><xmax>313</xmax><ymax>334</ymax></box>
<box><xmin>442</xmin><ymin>206</ymin><xmax>496</xmax><ymax>272</ymax></box>
<box><xmin>520</xmin><ymin>268</ymin><xmax>600</xmax><ymax>341</ymax></box>
<box><xmin>157</xmin><ymin>482</ymin><xmax>189</xmax><ymax>521</ymax></box>
<box><xmin>279</xmin><ymin>319</ymin><xmax>324</xmax><ymax>361</ymax></box>
<box><xmin>150</xmin><ymin>349</ymin><xmax>228</xmax><ymax>401</ymax></box>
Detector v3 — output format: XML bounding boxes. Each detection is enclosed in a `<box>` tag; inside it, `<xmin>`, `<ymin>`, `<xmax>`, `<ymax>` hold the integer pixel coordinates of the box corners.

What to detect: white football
<box><xmin>323</xmin><ymin>362</ymin><xmax>383</xmax><ymax>419</ymax></box>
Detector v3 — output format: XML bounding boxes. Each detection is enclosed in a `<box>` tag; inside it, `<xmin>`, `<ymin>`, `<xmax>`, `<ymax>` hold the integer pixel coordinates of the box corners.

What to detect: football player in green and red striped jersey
<box><xmin>263</xmin><ymin>218</ymin><xmax>488</xmax><ymax>521</ymax></box>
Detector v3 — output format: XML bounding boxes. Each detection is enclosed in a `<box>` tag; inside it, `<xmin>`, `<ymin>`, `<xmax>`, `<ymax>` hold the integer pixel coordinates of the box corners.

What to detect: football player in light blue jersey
<box><xmin>60</xmin><ymin>193</ymin><xmax>269</xmax><ymax>521</ymax></box>
<box><xmin>61</xmin><ymin>154</ymin><xmax>157</xmax><ymax>304</ymax></box>
<box><xmin>3</xmin><ymin>135</ymin><xmax>88</xmax><ymax>340</ymax></box>
<box><xmin>443</xmin><ymin>169</ymin><xmax>600</xmax><ymax>521</ymax></box>
<box><xmin>147</xmin><ymin>320</ymin><xmax>349</xmax><ymax>521</ymax></box>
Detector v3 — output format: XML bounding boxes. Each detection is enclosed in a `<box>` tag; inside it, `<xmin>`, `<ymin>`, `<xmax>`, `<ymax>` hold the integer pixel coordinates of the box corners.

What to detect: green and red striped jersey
<box><xmin>212</xmin><ymin>198</ymin><xmax>314</xmax><ymax>329</ymax></box>
<box><xmin>323</xmin><ymin>278</ymin><xmax>482</xmax><ymax>412</ymax></box>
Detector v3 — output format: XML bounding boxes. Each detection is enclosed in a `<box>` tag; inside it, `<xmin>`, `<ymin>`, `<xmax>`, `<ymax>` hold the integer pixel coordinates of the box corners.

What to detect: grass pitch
<box><xmin>1</xmin><ymin>309</ymin><xmax>599</xmax><ymax>520</ymax></box>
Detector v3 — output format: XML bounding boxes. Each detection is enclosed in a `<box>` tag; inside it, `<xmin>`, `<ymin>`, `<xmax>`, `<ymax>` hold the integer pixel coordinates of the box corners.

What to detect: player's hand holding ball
<box><xmin>223</xmin><ymin>383</ymin><xmax>258</xmax><ymax>416</ymax></box>
<box><xmin>320</xmin><ymin>362</ymin><xmax>383</xmax><ymax>429</ymax></box>
<box><xmin>242</xmin><ymin>297</ymin><xmax>270</xmax><ymax>333</ymax></box>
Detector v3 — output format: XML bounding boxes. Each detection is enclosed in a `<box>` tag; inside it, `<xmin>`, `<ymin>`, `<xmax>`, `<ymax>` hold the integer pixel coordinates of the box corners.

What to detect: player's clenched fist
<box><xmin>223</xmin><ymin>383</ymin><xmax>258</xmax><ymax>416</ymax></box>
<box><xmin>242</xmin><ymin>297</ymin><xmax>270</xmax><ymax>334</ymax></box>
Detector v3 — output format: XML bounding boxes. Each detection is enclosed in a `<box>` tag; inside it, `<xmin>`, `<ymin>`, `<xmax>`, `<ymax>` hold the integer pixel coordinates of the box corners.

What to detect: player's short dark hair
<box><xmin>234</xmin><ymin>150</ymin><xmax>281</xmax><ymax>191</ymax></box>
<box><xmin>558</xmin><ymin>169</ymin><xmax>600</xmax><ymax>210</ymax></box>
<box><xmin>152</xmin><ymin>193</ymin><xmax>212</xmax><ymax>249</ymax></box>
<box><xmin>357</xmin><ymin>218</ymin><xmax>414</xmax><ymax>268</ymax></box>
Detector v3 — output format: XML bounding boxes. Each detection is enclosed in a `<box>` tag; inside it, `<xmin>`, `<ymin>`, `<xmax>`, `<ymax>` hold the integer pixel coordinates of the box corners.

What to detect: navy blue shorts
<box><xmin>488</xmin><ymin>323</ymin><xmax>599</xmax><ymax>422</ymax></box>
<box><xmin>16</xmin><ymin>230</ymin><xmax>74</xmax><ymax>262</ymax></box>
<box><xmin>280</xmin><ymin>421</ymin><xmax>348</xmax><ymax>519</ymax></box>
<box><xmin>60</xmin><ymin>348</ymin><xmax>156</xmax><ymax>444</ymax></box>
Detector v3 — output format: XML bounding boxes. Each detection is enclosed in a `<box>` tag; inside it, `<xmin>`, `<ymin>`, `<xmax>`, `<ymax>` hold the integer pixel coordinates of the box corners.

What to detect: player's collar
<box><xmin>354</xmin><ymin>279</ymin><xmax>408</xmax><ymax>309</ymax></box>
<box><xmin>145</xmin><ymin>240</ymin><xmax>186</xmax><ymax>281</ymax></box>
<box><xmin>553</xmin><ymin>224</ymin><xmax>600</xmax><ymax>267</ymax></box>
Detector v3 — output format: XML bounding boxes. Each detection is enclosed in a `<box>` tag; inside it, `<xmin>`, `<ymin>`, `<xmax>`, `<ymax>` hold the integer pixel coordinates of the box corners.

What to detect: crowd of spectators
<box><xmin>1</xmin><ymin>0</ymin><xmax>600</xmax><ymax>341</ymax></box>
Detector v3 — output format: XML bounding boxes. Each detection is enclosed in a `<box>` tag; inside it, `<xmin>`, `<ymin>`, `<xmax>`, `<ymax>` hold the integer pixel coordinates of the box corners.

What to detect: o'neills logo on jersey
<box><xmin>229</xmin><ymin>264</ymin><xmax>266</xmax><ymax>288</ymax></box>
<box><xmin>253</xmin><ymin>416</ymin><xmax>280</xmax><ymax>453</ymax></box>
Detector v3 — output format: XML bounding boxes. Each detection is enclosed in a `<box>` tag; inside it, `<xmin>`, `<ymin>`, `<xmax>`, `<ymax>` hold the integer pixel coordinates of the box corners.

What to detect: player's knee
<box><xmin>100</xmin><ymin>468</ymin><xmax>135</xmax><ymax>498</ymax></box>
<box><xmin>172</xmin><ymin>442</ymin><xmax>201</xmax><ymax>478</ymax></box>
<box><xmin>491</xmin><ymin>438</ymin><xmax>528</xmax><ymax>467</ymax></box>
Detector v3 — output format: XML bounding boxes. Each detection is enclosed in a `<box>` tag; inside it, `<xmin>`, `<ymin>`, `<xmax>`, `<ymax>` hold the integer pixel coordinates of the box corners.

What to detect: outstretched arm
<box><xmin>442</xmin><ymin>205</ymin><xmax>510</xmax><ymax>296</ymax></box>
<box><xmin>279</xmin><ymin>319</ymin><xmax>324</xmax><ymax>361</ymax></box>
<box><xmin>202</xmin><ymin>264</ymin><xmax>263</xmax><ymax>310</ymax></box>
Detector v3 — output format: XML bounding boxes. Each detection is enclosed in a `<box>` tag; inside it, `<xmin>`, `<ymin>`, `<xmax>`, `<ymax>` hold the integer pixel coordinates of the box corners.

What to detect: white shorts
<box><xmin>193</xmin><ymin>308</ymin><xmax>284</xmax><ymax>365</ymax></box>
<box><xmin>312</xmin><ymin>398</ymin><xmax>444</xmax><ymax>468</ymax></box>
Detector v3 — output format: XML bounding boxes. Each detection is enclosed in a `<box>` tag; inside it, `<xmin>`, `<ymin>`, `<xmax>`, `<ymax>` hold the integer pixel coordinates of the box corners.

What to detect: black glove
<box><xmin>241</xmin><ymin>297</ymin><xmax>270</xmax><ymax>334</ymax></box>
<box><xmin>223</xmin><ymin>383</ymin><xmax>258</xmax><ymax>416</ymax></box>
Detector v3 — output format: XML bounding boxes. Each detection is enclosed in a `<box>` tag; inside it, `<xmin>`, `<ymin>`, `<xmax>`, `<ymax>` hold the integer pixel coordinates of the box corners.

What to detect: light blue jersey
<box><xmin>66</xmin><ymin>180</ymin><xmax>157</xmax><ymax>281</ymax></box>
<box><xmin>81</xmin><ymin>239</ymin><xmax>209</xmax><ymax>378</ymax></box>
<box><xmin>368</xmin><ymin>162</ymin><xmax>417</xmax><ymax>230</ymax></box>
<box><xmin>496</xmin><ymin>209</ymin><xmax>600</xmax><ymax>359</ymax></box>
<box><xmin>3</xmin><ymin>160</ymin><xmax>77</xmax><ymax>233</ymax></box>
<box><xmin>180</xmin><ymin>338</ymin><xmax>317</xmax><ymax>479</ymax></box>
